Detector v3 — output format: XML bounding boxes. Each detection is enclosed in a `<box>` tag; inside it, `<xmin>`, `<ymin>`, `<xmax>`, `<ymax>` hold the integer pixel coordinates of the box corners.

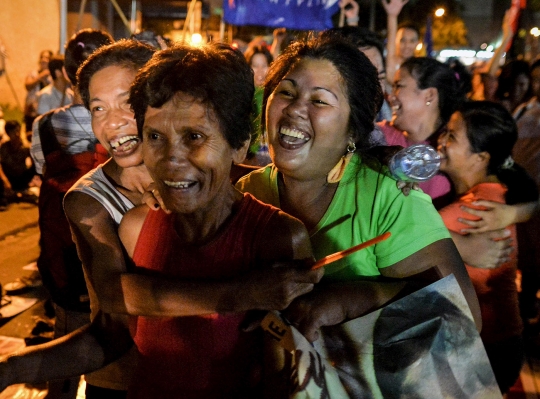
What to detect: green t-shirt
<box><xmin>236</xmin><ymin>155</ymin><xmax>450</xmax><ymax>281</ymax></box>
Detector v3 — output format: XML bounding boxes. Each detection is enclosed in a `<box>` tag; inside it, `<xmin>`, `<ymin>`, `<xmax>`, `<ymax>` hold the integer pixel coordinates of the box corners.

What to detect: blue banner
<box><xmin>223</xmin><ymin>0</ymin><xmax>340</xmax><ymax>31</ymax></box>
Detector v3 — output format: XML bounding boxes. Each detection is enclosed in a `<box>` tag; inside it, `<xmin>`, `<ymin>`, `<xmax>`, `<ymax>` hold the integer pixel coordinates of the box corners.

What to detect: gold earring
<box><xmin>327</xmin><ymin>142</ymin><xmax>356</xmax><ymax>184</ymax></box>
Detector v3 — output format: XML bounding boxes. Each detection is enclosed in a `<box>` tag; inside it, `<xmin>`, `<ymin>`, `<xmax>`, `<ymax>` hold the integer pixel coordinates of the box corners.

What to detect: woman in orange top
<box><xmin>438</xmin><ymin>101</ymin><xmax>538</xmax><ymax>395</ymax></box>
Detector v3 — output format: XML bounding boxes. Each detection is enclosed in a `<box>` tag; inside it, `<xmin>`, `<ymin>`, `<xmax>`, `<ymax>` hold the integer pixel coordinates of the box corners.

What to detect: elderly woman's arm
<box><xmin>284</xmin><ymin>238</ymin><xmax>481</xmax><ymax>342</ymax></box>
<box><xmin>118</xmin><ymin>205</ymin><xmax>323</xmax><ymax>317</ymax></box>
<box><xmin>65</xmin><ymin>193</ymin><xmax>321</xmax><ymax>317</ymax></box>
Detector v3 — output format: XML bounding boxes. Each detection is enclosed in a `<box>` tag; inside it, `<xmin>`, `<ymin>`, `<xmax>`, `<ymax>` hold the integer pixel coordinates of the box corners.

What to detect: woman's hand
<box><xmin>396</xmin><ymin>181</ymin><xmax>419</xmax><ymax>196</ymax></box>
<box><xmin>238</xmin><ymin>262</ymin><xmax>324</xmax><ymax>312</ymax></box>
<box><xmin>283</xmin><ymin>280</ymin><xmax>405</xmax><ymax>342</ymax></box>
<box><xmin>282</xmin><ymin>285</ymin><xmax>348</xmax><ymax>342</ymax></box>
<box><xmin>450</xmin><ymin>229</ymin><xmax>513</xmax><ymax>269</ymax></box>
<box><xmin>381</xmin><ymin>0</ymin><xmax>408</xmax><ymax>17</ymax></box>
<box><xmin>458</xmin><ymin>201</ymin><xmax>518</xmax><ymax>233</ymax></box>
<box><xmin>339</xmin><ymin>0</ymin><xmax>359</xmax><ymax>24</ymax></box>
<box><xmin>142</xmin><ymin>183</ymin><xmax>170</xmax><ymax>213</ymax></box>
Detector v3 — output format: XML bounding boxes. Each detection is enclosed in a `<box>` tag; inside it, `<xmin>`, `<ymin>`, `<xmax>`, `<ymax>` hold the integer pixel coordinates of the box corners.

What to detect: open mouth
<box><xmin>278</xmin><ymin>126</ymin><xmax>310</xmax><ymax>149</ymax></box>
<box><xmin>109</xmin><ymin>135</ymin><xmax>140</xmax><ymax>155</ymax></box>
<box><xmin>164</xmin><ymin>180</ymin><xmax>197</xmax><ymax>190</ymax></box>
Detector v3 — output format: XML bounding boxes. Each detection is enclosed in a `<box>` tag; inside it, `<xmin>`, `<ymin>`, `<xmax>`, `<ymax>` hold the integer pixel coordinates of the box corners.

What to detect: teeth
<box><xmin>391</xmin><ymin>105</ymin><xmax>401</xmax><ymax>112</ymax></box>
<box><xmin>110</xmin><ymin>135</ymin><xmax>139</xmax><ymax>149</ymax></box>
<box><xmin>279</xmin><ymin>127</ymin><xmax>309</xmax><ymax>141</ymax></box>
<box><xmin>164</xmin><ymin>180</ymin><xmax>193</xmax><ymax>189</ymax></box>
<box><xmin>280</xmin><ymin>127</ymin><xmax>309</xmax><ymax>141</ymax></box>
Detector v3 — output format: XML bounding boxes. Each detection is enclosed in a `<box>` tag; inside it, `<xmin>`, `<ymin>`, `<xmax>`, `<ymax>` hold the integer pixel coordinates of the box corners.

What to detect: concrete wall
<box><xmin>0</xmin><ymin>0</ymin><xmax>113</xmax><ymax>122</ymax></box>
<box><xmin>0</xmin><ymin>0</ymin><xmax>60</xmax><ymax>119</ymax></box>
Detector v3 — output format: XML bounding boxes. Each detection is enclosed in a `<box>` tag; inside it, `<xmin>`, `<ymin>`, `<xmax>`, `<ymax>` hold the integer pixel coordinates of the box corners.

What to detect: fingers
<box><xmin>487</xmin><ymin>228</ymin><xmax>512</xmax><ymax>241</ymax></box>
<box><xmin>142</xmin><ymin>190</ymin><xmax>160</xmax><ymax>210</ymax></box>
<box><xmin>142</xmin><ymin>185</ymin><xmax>171</xmax><ymax>213</ymax></box>
<box><xmin>396</xmin><ymin>181</ymin><xmax>415</xmax><ymax>196</ymax></box>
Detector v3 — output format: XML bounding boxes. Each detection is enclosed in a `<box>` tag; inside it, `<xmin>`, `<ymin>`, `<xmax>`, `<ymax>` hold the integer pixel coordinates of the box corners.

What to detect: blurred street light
<box><xmin>435</xmin><ymin>8</ymin><xmax>445</xmax><ymax>18</ymax></box>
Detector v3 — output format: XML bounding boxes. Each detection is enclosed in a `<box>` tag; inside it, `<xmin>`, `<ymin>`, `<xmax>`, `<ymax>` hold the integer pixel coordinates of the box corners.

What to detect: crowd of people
<box><xmin>0</xmin><ymin>0</ymin><xmax>539</xmax><ymax>397</ymax></box>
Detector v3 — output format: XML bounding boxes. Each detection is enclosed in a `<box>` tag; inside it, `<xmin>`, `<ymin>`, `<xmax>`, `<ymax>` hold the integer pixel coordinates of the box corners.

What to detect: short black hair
<box><xmin>130</xmin><ymin>43</ymin><xmax>254</xmax><ymax>150</ymax></box>
<box><xmin>397</xmin><ymin>22</ymin><xmax>420</xmax><ymax>39</ymax></box>
<box><xmin>263</xmin><ymin>33</ymin><xmax>383</xmax><ymax>151</ymax></box>
<box><xmin>78</xmin><ymin>39</ymin><xmax>155</xmax><ymax>110</ymax></box>
<box><xmin>244</xmin><ymin>44</ymin><xmax>273</xmax><ymax>67</ymax></box>
<box><xmin>322</xmin><ymin>27</ymin><xmax>385</xmax><ymax>68</ymax></box>
<box><xmin>459</xmin><ymin>101</ymin><xmax>517</xmax><ymax>174</ymax></box>
<box><xmin>64</xmin><ymin>29</ymin><xmax>113</xmax><ymax>85</ymax></box>
<box><xmin>48</xmin><ymin>55</ymin><xmax>65</xmax><ymax>81</ymax></box>
<box><xmin>4</xmin><ymin>120</ymin><xmax>21</xmax><ymax>135</ymax></box>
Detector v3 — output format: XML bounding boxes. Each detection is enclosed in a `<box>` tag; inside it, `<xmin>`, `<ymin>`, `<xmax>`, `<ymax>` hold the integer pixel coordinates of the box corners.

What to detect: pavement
<box><xmin>0</xmin><ymin>201</ymin><xmax>46</xmax><ymax>339</ymax></box>
<box><xmin>0</xmin><ymin>200</ymin><xmax>39</xmax><ymax>241</ymax></box>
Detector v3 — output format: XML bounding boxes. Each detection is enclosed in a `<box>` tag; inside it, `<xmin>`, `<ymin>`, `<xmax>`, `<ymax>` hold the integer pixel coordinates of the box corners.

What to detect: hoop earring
<box><xmin>327</xmin><ymin>142</ymin><xmax>356</xmax><ymax>184</ymax></box>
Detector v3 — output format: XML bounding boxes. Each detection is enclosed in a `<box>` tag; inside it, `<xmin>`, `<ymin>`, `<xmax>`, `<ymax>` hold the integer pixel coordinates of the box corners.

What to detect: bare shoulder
<box><xmin>64</xmin><ymin>191</ymin><xmax>108</xmax><ymax>223</ymax></box>
<box><xmin>118</xmin><ymin>205</ymin><xmax>150</xmax><ymax>257</ymax></box>
<box><xmin>259</xmin><ymin>208</ymin><xmax>313</xmax><ymax>261</ymax></box>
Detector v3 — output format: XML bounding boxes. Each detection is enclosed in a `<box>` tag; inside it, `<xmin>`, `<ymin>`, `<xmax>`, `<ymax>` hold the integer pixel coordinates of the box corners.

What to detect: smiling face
<box><xmin>142</xmin><ymin>93</ymin><xmax>247</xmax><ymax>215</ymax></box>
<box><xmin>251</xmin><ymin>53</ymin><xmax>269</xmax><ymax>87</ymax></box>
<box><xmin>89</xmin><ymin>65</ymin><xmax>142</xmax><ymax>168</ymax></box>
<box><xmin>396</xmin><ymin>27</ymin><xmax>419</xmax><ymax>60</ymax></box>
<box><xmin>266</xmin><ymin>58</ymin><xmax>351</xmax><ymax>182</ymax></box>
<box><xmin>437</xmin><ymin>111</ymin><xmax>477</xmax><ymax>180</ymax></box>
<box><xmin>390</xmin><ymin>68</ymin><xmax>435</xmax><ymax>135</ymax></box>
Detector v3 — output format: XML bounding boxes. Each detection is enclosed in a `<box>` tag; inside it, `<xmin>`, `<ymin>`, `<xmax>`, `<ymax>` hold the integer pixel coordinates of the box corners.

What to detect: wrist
<box><xmin>346</xmin><ymin>16</ymin><xmax>359</xmax><ymax>24</ymax></box>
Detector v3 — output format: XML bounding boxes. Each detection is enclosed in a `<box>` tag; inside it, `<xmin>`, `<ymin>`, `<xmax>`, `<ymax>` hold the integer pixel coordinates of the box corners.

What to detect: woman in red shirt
<box><xmin>438</xmin><ymin>100</ymin><xmax>538</xmax><ymax>394</ymax></box>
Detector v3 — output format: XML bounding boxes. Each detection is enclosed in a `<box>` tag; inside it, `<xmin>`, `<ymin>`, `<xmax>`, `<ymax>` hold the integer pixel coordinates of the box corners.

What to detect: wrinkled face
<box><xmin>438</xmin><ymin>112</ymin><xmax>476</xmax><ymax>179</ymax></box>
<box><xmin>266</xmin><ymin>58</ymin><xmax>351</xmax><ymax>182</ymax></box>
<box><xmin>360</xmin><ymin>46</ymin><xmax>386</xmax><ymax>94</ymax></box>
<box><xmin>142</xmin><ymin>93</ymin><xmax>247</xmax><ymax>215</ymax></box>
<box><xmin>251</xmin><ymin>53</ymin><xmax>269</xmax><ymax>87</ymax></box>
<box><xmin>531</xmin><ymin>67</ymin><xmax>540</xmax><ymax>99</ymax></box>
<box><xmin>89</xmin><ymin>65</ymin><xmax>142</xmax><ymax>169</ymax></box>
<box><xmin>390</xmin><ymin>68</ymin><xmax>433</xmax><ymax>134</ymax></box>
<box><xmin>396</xmin><ymin>28</ymin><xmax>419</xmax><ymax>60</ymax></box>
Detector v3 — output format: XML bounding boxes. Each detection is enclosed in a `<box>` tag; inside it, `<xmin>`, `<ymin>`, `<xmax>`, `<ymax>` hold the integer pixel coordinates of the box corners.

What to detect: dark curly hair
<box><xmin>77</xmin><ymin>39</ymin><xmax>156</xmax><ymax>110</ymax></box>
<box><xmin>129</xmin><ymin>43</ymin><xmax>254</xmax><ymax>150</ymax></box>
<box><xmin>263</xmin><ymin>33</ymin><xmax>383</xmax><ymax>152</ymax></box>
<box><xmin>64</xmin><ymin>29</ymin><xmax>113</xmax><ymax>86</ymax></box>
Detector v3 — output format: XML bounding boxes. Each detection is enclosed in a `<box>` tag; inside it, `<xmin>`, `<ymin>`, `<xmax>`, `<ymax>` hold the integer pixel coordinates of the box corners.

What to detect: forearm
<box><xmin>512</xmin><ymin>201</ymin><xmax>538</xmax><ymax>223</ymax></box>
<box><xmin>120</xmin><ymin>274</ymin><xmax>242</xmax><ymax>316</ymax></box>
<box><xmin>385</xmin><ymin>14</ymin><xmax>398</xmax><ymax>83</ymax></box>
<box><xmin>0</xmin><ymin>324</ymin><xmax>106</xmax><ymax>388</ymax></box>
<box><xmin>336</xmin><ymin>279</ymin><xmax>408</xmax><ymax>319</ymax></box>
<box><xmin>487</xmin><ymin>31</ymin><xmax>512</xmax><ymax>77</ymax></box>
